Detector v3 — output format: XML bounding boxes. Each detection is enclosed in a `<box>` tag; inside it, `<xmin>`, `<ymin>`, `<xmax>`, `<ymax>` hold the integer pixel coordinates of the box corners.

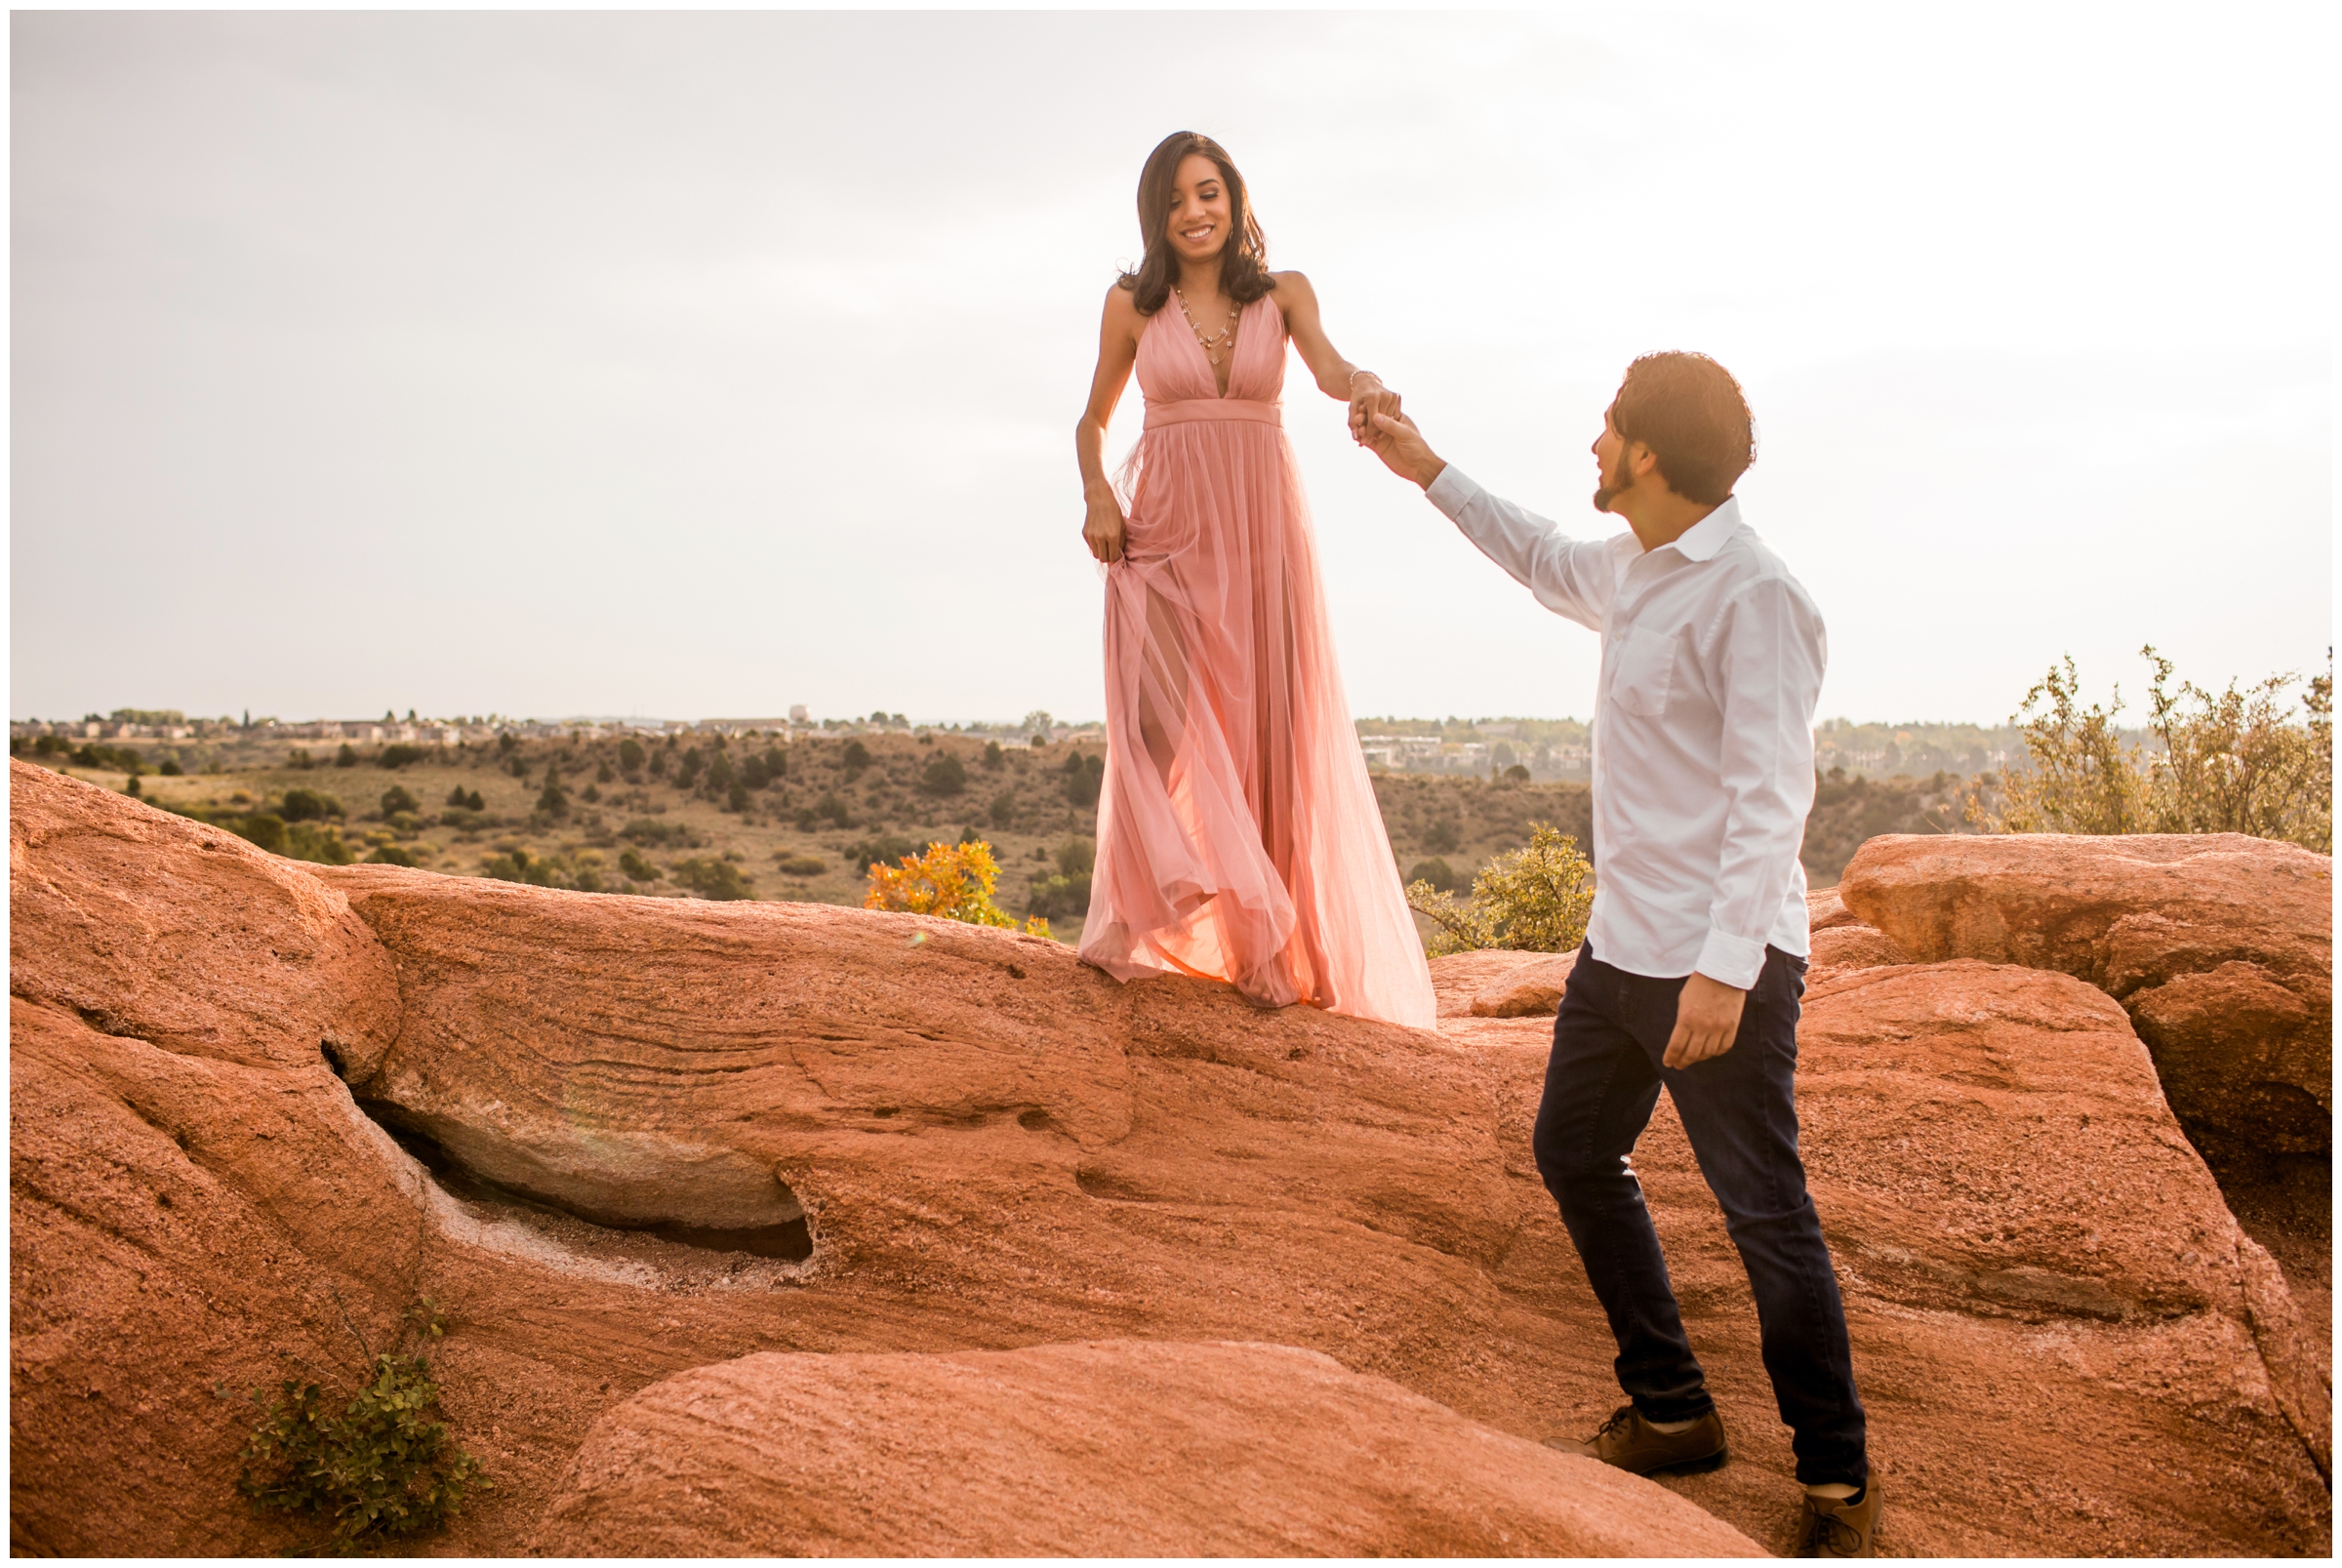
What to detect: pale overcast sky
<box><xmin>11</xmin><ymin>8</ymin><xmax>2332</xmax><ymax>726</ymax></box>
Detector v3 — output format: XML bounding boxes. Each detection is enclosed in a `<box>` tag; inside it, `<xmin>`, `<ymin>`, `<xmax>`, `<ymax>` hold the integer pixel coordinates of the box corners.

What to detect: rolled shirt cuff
<box><xmin>1425</xmin><ymin>463</ymin><xmax>1478</xmax><ymax>519</ymax></box>
<box><xmin>1693</xmin><ymin>928</ymin><xmax>1767</xmax><ymax>991</ymax></box>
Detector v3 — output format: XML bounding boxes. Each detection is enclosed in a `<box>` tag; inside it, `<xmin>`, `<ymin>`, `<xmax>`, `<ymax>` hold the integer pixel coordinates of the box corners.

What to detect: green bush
<box><xmin>72</xmin><ymin>742</ymin><xmax>144</xmax><ymax>772</ymax></box>
<box><xmin>988</xmin><ymin>791</ymin><xmax>1017</xmax><ymax>827</ymax></box>
<box><xmin>1422</xmin><ymin>817</ymin><xmax>1463</xmax><ymax>854</ymax></box>
<box><xmin>774</xmin><ymin>853</ymin><xmax>828</xmax><ymax>876</ymax></box>
<box><xmin>1406</xmin><ymin>824</ymin><xmax>1595</xmax><ymax>957</ymax></box>
<box><xmin>481</xmin><ymin>847</ymin><xmax>561</xmax><ymax>886</ymax></box>
<box><xmin>920</xmin><ymin>752</ymin><xmax>968</xmax><ymax>797</ymax></box>
<box><xmin>982</xmin><ymin>741</ymin><xmax>1004</xmax><ymax>770</ymax></box>
<box><xmin>445</xmin><ymin>786</ymin><xmax>485</xmax><ymax>811</ymax></box>
<box><xmin>674</xmin><ymin>748</ymin><xmax>704</xmax><ymax>789</ymax></box>
<box><xmin>618</xmin><ymin>738</ymin><xmax>646</xmax><ymax>774</ymax></box>
<box><xmin>595</xmin><ymin>761</ymin><xmax>616</xmax><ymax>784</ymax></box>
<box><xmin>618</xmin><ymin>848</ymin><xmax>663</xmax><ymax>883</ymax></box>
<box><xmin>1972</xmin><ymin>646</ymin><xmax>2332</xmax><ymax>852</ymax></box>
<box><xmin>535</xmin><ymin>781</ymin><xmax>571</xmax><ymax>819</ymax></box>
<box><xmin>1502</xmin><ymin>764</ymin><xmax>1532</xmax><ymax>784</ymax></box>
<box><xmin>1063</xmin><ymin>750</ymin><xmax>1104</xmax><ymax>808</ymax></box>
<box><xmin>843</xmin><ymin>833</ymin><xmax>919</xmax><ymax>873</ymax></box>
<box><xmin>813</xmin><ymin>792</ymin><xmax>853</xmax><ymax>829</ymax></box>
<box><xmin>229</xmin><ymin>1299</ymin><xmax>487</xmax><ymax>1553</ymax></box>
<box><xmin>284</xmin><ymin>823</ymin><xmax>357</xmax><ymax>866</ymax></box>
<box><xmin>842</xmin><ymin>740</ymin><xmax>873</xmax><ymax>781</ymax></box>
<box><xmin>706</xmin><ymin>752</ymin><xmax>736</xmax><ymax>793</ymax></box>
<box><xmin>238</xmin><ymin>814</ymin><xmax>289</xmax><ymax>855</ymax></box>
<box><xmin>288</xmin><ymin>748</ymin><xmax>315</xmax><ymax>771</ymax></box>
<box><xmin>670</xmin><ymin>857</ymin><xmax>754</xmax><ymax>901</ymax></box>
<box><xmin>379</xmin><ymin>744</ymin><xmax>424</xmax><ymax>769</ymax></box>
<box><xmin>159</xmin><ymin>757</ymin><xmax>184</xmax><ymax>776</ymax></box>
<box><xmin>367</xmin><ymin>844</ymin><xmax>422</xmax><ymax>867</ymax></box>
<box><xmin>1027</xmin><ymin>837</ymin><xmax>1096</xmax><ymax>918</ymax></box>
<box><xmin>621</xmin><ymin>819</ymin><xmax>702</xmax><ymax>849</ymax></box>
<box><xmin>335</xmin><ymin>744</ymin><xmax>358</xmax><ymax>769</ymax></box>
<box><xmin>280</xmin><ymin>788</ymin><xmax>343</xmax><ymax>824</ymax></box>
<box><xmin>1408</xmin><ymin>857</ymin><xmax>1461</xmax><ymax>893</ymax></box>
<box><xmin>381</xmin><ymin>785</ymin><xmax>421</xmax><ymax>817</ymax></box>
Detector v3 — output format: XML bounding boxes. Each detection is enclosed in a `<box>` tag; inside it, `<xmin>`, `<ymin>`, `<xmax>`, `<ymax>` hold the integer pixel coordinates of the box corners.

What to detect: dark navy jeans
<box><xmin>1533</xmin><ymin>941</ymin><xmax>1868</xmax><ymax>1486</ymax></box>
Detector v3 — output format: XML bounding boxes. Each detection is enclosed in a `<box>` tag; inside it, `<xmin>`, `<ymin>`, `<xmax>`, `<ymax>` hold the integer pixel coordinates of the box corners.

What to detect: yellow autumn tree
<box><xmin>864</xmin><ymin>838</ymin><xmax>1051</xmax><ymax>939</ymax></box>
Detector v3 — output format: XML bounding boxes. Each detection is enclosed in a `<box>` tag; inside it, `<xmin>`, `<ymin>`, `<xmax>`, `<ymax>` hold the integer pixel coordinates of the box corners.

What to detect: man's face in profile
<box><xmin>1592</xmin><ymin>409</ymin><xmax>1635</xmax><ymax>513</ymax></box>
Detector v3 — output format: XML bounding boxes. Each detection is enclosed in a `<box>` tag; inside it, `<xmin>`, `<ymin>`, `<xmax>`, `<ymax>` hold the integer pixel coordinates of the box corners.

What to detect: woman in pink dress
<box><xmin>1072</xmin><ymin>132</ymin><xmax>1436</xmax><ymax>1031</ymax></box>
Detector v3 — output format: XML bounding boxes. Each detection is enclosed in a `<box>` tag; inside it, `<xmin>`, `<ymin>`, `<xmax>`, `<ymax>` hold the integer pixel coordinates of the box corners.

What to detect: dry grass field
<box><xmin>20</xmin><ymin>727</ymin><xmax>1962</xmax><ymax>953</ymax></box>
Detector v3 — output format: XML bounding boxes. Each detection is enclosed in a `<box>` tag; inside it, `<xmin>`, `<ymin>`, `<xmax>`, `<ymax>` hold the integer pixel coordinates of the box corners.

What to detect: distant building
<box><xmin>789</xmin><ymin>704</ymin><xmax>809</xmax><ymax>725</ymax></box>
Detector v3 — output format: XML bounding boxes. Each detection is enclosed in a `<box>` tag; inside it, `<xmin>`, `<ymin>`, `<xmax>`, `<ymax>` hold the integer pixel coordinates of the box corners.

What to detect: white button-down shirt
<box><xmin>1426</xmin><ymin>467</ymin><xmax>1825</xmax><ymax>988</ymax></box>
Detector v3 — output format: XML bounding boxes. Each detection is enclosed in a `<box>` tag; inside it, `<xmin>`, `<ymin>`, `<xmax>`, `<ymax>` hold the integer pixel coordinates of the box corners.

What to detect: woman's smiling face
<box><xmin>1165</xmin><ymin>152</ymin><xmax>1233</xmax><ymax>265</ymax></box>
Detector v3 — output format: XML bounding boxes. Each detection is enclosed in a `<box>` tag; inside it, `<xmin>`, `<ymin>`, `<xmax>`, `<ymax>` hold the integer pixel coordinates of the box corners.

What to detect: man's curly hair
<box><xmin>1608</xmin><ymin>352</ymin><xmax>1756</xmax><ymax>505</ymax></box>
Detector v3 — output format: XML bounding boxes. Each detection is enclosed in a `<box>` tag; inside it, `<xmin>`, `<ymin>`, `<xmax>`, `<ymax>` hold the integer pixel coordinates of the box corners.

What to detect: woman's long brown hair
<box><xmin>1117</xmin><ymin>132</ymin><xmax>1275</xmax><ymax>316</ymax></box>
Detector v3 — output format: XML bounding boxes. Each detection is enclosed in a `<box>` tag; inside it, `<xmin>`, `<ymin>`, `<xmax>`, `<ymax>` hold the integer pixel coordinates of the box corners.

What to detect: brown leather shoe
<box><xmin>1797</xmin><ymin>1481</ymin><xmax>1882</xmax><ymax>1557</ymax></box>
<box><xmin>1544</xmin><ymin>1403</ymin><xmax>1727</xmax><ymax>1474</ymax></box>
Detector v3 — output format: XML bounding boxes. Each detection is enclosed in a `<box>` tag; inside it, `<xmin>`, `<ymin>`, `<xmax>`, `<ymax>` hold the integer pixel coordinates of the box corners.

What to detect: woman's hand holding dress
<box><xmin>1083</xmin><ymin>489</ymin><xmax>1128</xmax><ymax>564</ymax></box>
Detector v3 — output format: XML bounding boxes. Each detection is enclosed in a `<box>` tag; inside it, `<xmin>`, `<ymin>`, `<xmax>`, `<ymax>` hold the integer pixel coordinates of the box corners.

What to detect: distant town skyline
<box><xmin>12</xmin><ymin>11</ymin><xmax>2330</xmax><ymax>727</ymax></box>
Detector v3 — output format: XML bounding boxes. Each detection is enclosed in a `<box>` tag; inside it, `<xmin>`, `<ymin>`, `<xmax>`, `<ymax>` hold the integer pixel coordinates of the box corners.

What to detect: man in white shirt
<box><xmin>1365</xmin><ymin>353</ymin><xmax>1877</xmax><ymax>1557</ymax></box>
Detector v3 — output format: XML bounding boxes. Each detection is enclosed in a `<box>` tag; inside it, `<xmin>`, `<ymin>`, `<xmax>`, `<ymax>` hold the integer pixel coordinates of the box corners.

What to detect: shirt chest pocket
<box><xmin>1609</xmin><ymin>624</ymin><xmax>1678</xmax><ymax>717</ymax></box>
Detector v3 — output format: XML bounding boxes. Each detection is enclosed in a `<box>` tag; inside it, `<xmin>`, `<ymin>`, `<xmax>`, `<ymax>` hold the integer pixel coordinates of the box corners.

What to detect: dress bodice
<box><xmin>1136</xmin><ymin>289</ymin><xmax>1288</xmax><ymax>406</ymax></box>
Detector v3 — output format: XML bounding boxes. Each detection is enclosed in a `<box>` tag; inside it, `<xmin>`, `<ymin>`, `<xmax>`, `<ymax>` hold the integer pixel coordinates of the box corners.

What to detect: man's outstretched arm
<box><xmin>1366</xmin><ymin>410</ymin><xmax>1625</xmax><ymax>631</ymax></box>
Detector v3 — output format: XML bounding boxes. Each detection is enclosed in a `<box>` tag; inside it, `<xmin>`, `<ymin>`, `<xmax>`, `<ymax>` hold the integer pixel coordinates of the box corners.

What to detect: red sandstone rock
<box><xmin>8</xmin><ymin>765</ymin><xmax>426</xmax><ymax>1554</ymax></box>
<box><xmin>1427</xmin><ymin>948</ymin><xmax>1542</xmax><ymax>1017</ymax></box>
<box><xmin>9</xmin><ymin>774</ymin><xmax>2330</xmax><ymax>1555</ymax></box>
<box><xmin>1839</xmin><ymin>833</ymin><xmax>2332</xmax><ymax>1155</ymax></box>
<box><xmin>1807</xmin><ymin>887</ymin><xmax>1861</xmax><ymax>931</ymax></box>
<box><xmin>1470</xmin><ymin>950</ymin><xmax>1577</xmax><ymax>1018</ymax></box>
<box><xmin>532</xmin><ymin>1340</ymin><xmax>1762</xmax><ymax>1556</ymax></box>
<box><xmin>8</xmin><ymin>761</ymin><xmax>399</xmax><ymax>1078</ymax></box>
<box><xmin>1805</xmin><ymin>923</ymin><xmax>1910</xmax><ymax>984</ymax></box>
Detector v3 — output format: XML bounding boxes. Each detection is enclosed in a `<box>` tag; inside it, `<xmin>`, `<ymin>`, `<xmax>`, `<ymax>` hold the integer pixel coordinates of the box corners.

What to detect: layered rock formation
<box><xmin>533</xmin><ymin>1340</ymin><xmax>1762</xmax><ymax>1555</ymax></box>
<box><xmin>10</xmin><ymin>764</ymin><xmax>2332</xmax><ymax>1555</ymax></box>
<box><xmin>1839</xmin><ymin>832</ymin><xmax>2332</xmax><ymax>1158</ymax></box>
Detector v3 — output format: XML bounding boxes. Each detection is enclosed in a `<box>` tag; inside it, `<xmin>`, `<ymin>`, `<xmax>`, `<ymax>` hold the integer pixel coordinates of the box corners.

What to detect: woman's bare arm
<box><xmin>1075</xmin><ymin>285</ymin><xmax>1146</xmax><ymax>562</ymax></box>
<box><xmin>1272</xmin><ymin>270</ymin><xmax>1396</xmax><ymax>442</ymax></box>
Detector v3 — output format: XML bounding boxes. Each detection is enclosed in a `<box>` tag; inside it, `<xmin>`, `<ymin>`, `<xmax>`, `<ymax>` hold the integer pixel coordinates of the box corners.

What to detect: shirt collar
<box><xmin>1661</xmin><ymin>496</ymin><xmax>1743</xmax><ymax>563</ymax></box>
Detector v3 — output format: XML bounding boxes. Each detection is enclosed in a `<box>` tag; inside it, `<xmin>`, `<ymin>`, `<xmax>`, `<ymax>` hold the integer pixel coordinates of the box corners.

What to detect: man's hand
<box><xmin>1366</xmin><ymin>410</ymin><xmax>1446</xmax><ymax>489</ymax></box>
<box><xmin>1663</xmin><ymin>972</ymin><xmax>1748</xmax><ymax>1069</ymax></box>
<box><xmin>1346</xmin><ymin>375</ymin><xmax>1401</xmax><ymax>447</ymax></box>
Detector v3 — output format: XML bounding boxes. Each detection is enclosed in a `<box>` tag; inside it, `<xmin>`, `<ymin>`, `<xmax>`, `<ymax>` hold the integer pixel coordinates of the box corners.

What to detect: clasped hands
<box><xmin>1345</xmin><ymin>372</ymin><xmax>1400</xmax><ymax>449</ymax></box>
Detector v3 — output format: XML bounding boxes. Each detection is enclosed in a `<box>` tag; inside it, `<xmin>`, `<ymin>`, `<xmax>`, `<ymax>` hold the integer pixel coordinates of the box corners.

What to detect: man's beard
<box><xmin>1593</xmin><ymin>446</ymin><xmax>1634</xmax><ymax>513</ymax></box>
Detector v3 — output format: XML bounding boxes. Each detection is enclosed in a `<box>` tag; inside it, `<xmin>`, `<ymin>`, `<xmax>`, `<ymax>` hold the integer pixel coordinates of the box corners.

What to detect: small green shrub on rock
<box><xmin>618</xmin><ymin>849</ymin><xmax>663</xmax><ymax>883</ymax></box>
<box><xmin>228</xmin><ymin>1300</ymin><xmax>487</xmax><ymax>1554</ymax></box>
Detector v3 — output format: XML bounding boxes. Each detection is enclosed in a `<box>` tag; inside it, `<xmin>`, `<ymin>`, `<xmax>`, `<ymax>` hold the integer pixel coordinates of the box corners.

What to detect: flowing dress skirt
<box><xmin>1078</xmin><ymin>401</ymin><xmax>1436</xmax><ymax>1030</ymax></box>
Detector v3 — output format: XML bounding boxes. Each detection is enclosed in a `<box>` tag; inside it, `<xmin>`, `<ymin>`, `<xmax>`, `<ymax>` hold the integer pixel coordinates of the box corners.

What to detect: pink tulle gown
<box><xmin>1078</xmin><ymin>289</ymin><xmax>1437</xmax><ymax>1031</ymax></box>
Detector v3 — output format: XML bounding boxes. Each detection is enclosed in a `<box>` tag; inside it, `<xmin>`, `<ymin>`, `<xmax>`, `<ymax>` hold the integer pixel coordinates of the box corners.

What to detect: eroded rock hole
<box><xmin>361</xmin><ymin>1106</ymin><xmax>812</xmax><ymax>1264</ymax></box>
